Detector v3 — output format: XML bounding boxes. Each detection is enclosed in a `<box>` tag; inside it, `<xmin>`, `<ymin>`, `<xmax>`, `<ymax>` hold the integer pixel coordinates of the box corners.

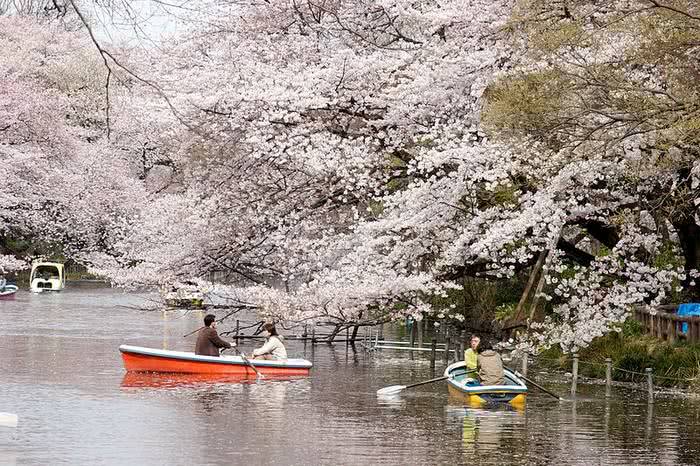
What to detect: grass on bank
<box><xmin>538</xmin><ymin>320</ymin><xmax>700</xmax><ymax>389</ymax></box>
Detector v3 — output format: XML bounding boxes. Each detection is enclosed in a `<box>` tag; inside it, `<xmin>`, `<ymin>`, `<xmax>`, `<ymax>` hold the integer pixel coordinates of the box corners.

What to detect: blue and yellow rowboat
<box><xmin>444</xmin><ymin>361</ymin><xmax>527</xmax><ymax>407</ymax></box>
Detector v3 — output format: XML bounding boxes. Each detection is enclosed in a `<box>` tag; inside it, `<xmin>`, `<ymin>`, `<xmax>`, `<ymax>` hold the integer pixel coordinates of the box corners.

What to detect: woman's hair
<box><xmin>262</xmin><ymin>322</ymin><xmax>278</xmax><ymax>336</ymax></box>
<box><xmin>477</xmin><ymin>339</ymin><xmax>493</xmax><ymax>353</ymax></box>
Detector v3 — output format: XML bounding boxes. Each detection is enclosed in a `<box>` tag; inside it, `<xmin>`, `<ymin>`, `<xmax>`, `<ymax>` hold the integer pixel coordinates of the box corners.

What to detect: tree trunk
<box><xmin>674</xmin><ymin>218</ymin><xmax>700</xmax><ymax>299</ymax></box>
<box><xmin>350</xmin><ymin>324</ymin><xmax>360</xmax><ymax>343</ymax></box>
<box><xmin>327</xmin><ymin>324</ymin><xmax>342</xmax><ymax>343</ymax></box>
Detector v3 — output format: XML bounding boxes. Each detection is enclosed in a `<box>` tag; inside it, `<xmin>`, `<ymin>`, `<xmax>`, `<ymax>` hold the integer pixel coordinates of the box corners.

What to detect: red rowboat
<box><xmin>119</xmin><ymin>345</ymin><xmax>312</xmax><ymax>376</ymax></box>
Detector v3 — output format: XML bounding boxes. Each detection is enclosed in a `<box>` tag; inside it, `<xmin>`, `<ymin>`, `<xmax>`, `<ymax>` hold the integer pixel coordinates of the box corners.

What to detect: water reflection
<box><xmin>5</xmin><ymin>288</ymin><xmax>700</xmax><ymax>465</ymax></box>
<box><xmin>376</xmin><ymin>393</ymin><xmax>407</xmax><ymax>409</ymax></box>
<box><xmin>445</xmin><ymin>405</ymin><xmax>525</xmax><ymax>457</ymax></box>
<box><xmin>120</xmin><ymin>372</ymin><xmax>308</xmax><ymax>389</ymax></box>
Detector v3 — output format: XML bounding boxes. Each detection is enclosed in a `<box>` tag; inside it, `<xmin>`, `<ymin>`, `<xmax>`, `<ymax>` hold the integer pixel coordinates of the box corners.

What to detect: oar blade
<box><xmin>376</xmin><ymin>385</ymin><xmax>406</xmax><ymax>396</ymax></box>
<box><xmin>0</xmin><ymin>412</ymin><xmax>18</xmax><ymax>428</ymax></box>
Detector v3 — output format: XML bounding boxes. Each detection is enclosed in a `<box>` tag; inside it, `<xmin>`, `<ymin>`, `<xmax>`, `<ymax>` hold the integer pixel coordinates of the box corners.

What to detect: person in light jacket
<box><xmin>251</xmin><ymin>323</ymin><xmax>287</xmax><ymax>360</ymax></box>
<box><xmin>477</xmin><ymin>340</ymin><xmax>505</xmax><ymax>386</ymax></box>
<box><xmin>464</xmin><ymin>334</ymin><xmax>480</xmax><ymax>373</ymax></box>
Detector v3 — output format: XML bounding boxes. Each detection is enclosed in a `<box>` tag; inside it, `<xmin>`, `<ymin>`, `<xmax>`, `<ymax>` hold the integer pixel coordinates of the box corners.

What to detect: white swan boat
<box><xmin>30</xmin><ymin>262</ymin><xmax>65</xmax><ymax>292</ymax></box>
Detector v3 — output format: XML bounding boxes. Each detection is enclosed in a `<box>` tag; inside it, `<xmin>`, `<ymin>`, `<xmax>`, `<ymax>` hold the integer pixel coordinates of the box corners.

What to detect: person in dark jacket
<box><xmin>195</xmin><ymin>314</ymin><xmax>234</xmax><ymax>356</ymax></box>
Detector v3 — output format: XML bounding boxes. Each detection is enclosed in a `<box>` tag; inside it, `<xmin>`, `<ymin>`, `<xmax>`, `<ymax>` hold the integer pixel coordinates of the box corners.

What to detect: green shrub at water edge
<box><xmin>537</xmin><ymin>324</ymin><xmax>700</xmax><ymax>388</ymax></box>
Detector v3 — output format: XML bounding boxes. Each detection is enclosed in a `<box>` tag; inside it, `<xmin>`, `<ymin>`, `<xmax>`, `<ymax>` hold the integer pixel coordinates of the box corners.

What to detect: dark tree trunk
<box><xmin>673</xmin><ymin>218</ymin><xmax>700</xmax><ymax>300</ymax></box>
<box><xmin>350</xmin><ymin>324</ymin><xmax>360</xmax><ymax>342</ymax></box>
<box><xmin>327</xmin><ymin>324</ymin><xmax>342</xmax><ymax>343</ymax></box>
<box><xmin>578</xmin><ymin>219</ymin><xmax>619</xmax><ymax>248</ymax></box>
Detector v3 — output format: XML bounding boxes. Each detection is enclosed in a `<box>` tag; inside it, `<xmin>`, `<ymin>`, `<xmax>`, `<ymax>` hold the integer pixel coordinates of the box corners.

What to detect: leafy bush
<box><xmin>535</xmin><ymin>325</ymin><xmax>700</xmax><ymax>388</ymax></box>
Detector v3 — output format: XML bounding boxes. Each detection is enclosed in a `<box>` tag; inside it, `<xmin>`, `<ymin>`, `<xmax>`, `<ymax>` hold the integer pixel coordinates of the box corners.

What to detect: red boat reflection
<box><xmin>121</xmin><ymin>371</ymin><xmax>306</xmax><ymax>389</ymax></box>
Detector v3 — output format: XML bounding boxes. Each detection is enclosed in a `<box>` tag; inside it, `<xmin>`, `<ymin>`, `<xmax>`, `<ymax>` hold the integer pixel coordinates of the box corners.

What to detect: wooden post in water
<box><xmin>444</xmin><ymin>337</ymin><xmax>451</xmax><ymax>365</ymax></box>
<box><xmin>605</xmin><ymin>358</ymin><xmax>612</xmax><ymax>398</ymax></box>
<box><xmin>571</xmin><ymin>353</ymin><xmax>579</xmax><ymax>398</ymax></box>
<box><xmin>346</xmin><ymin>327</ymin><xmax>349</xmax><ymax>349</ymax></box>
<box><xmin>430</xmin><ymin>339</ymin><xmax>437</xmax><ymax>369</ymax></box>
<box><xmin>417</xmin><ymin>319</ymin><xmax>424</xmax><ymax>348</ymax></box>
<box><xmin>312</xmin><ymin>326</ymin><xmax>316</xmax><ymax>345</ymax></box>
<box><xmin>234</xmin><ymin>320</ymin><xmax>240</xmax><ymax>344</ymax></box>
<box><xmin>521</xmin><ymin>352</ymin><xmax>528</xmax><ymax>377</ymax></box>
<box><xmin>646</xmin><ymin>368</ymin><xmax>654</xmax><ymax>404</ymax></box>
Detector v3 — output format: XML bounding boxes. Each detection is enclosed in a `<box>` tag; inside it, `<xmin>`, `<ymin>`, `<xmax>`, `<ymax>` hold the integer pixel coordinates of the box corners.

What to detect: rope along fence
<box><xmin>523</xmin><ymin>352</ymin><xmax>700</xmax><ymax>402</ymax></box>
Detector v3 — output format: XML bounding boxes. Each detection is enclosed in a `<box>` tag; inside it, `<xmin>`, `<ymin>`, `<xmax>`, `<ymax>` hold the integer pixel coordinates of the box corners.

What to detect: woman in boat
<box><xmin>464</xmin><ymin>334</ymin><xmax>480</xmax><ymax>374</ymax></box>
<box><xmin>476</xmin><ymin>340</ymin><xmax>505</xmax><ymax>386</ymax></box>
<box><xmin>251</xmin><ymin>323</ymin><xmax>287</xmax><ymax>360</ymax></box>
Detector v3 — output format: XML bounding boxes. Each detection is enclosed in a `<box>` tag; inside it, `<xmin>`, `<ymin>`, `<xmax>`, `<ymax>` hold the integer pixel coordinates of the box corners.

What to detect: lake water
<box><xmin>1</xmin><ymin>286</ymin><xmax>700</xmax><ymax>465</ymax></box>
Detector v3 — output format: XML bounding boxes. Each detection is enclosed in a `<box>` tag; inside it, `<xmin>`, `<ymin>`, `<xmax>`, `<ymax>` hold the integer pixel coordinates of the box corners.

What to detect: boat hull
<box><xmin>0</xmin><ymin>285</ymin><xmax>18</xmax><ymax>299</ymax></box>
<box><xmin>119</xmin><ymin>345</ymin><xmax>312</xmax><ymax>376</ymax></box>
<box><xmin>447</xmin><ymin>383</ymin><xmax>527</xmax><ymax>407</ymax></box>
<box><xmin>444</xmin><ymin>361</ymin><xmax>527</xmax><ymax>407</ymax></box>
<box><xmin>31</xmin><ymin>279</ymin><xmax>64</xmax><ymax>292</ymax></box>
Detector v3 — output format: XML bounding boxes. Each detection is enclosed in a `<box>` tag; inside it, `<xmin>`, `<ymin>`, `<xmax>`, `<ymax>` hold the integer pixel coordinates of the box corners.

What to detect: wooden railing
<box><xmin>633</xmin><ymin>305</ymin><xmax>700</xmax><ymax>344</ymax></box>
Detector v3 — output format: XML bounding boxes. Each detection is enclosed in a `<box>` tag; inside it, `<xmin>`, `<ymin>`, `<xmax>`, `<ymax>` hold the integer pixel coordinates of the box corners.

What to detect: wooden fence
<box><xmin>633</xmin><ymin>305</ymin><xmax>700</xmax><ymax>344</ymax></box>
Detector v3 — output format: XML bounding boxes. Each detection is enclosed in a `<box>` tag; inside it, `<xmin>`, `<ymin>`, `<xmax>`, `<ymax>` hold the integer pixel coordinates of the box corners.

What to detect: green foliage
<box><xmin>367</xmin><ymin>199</ymin><xmax>384</xmax><ymax>216</ymax></box>
<box><xmin>477</xmin><ymin>183</ymin><xmax>519</xmax><ymax>208</ymax></box>
<box><xmin>388</xmin><ymin>155</ymin><xmax>407</xmax><ymax>168</ymax></box>
<box><xmin>495</xmin><ymin>302</ymin><xmax>517</xmax><ymax>322</ymax></box>
<box><xmin>414</xmin><ymin>137</ymin><xmax>436</xmax><ymax>148</ymax></box>
<box><xmin>621</xmin><ymin>319</ymin><xmax>644</xmax><ymax>337</ymax></box>
<box><xmin>425</xmin><ymin>275</ymin><xmax>524</xmax><ymax>334</ymax></box>
<box><xmin>482</xmin><ymin>70</ymin><xmax>566</xmax><ymax>139</ymax></box>
<box><xmin>386</xmin><ymin>177</ymin><xmax>409</xmax><ymax>193</ymax></box>
<box><xmin>653</xmin><ymin>242</ymin><xmax>683</xmax><ymax>270</ymax></box>
<box><xmin>393</xmin><ymin>301</ymin><xmax>408</xmax><ymax>311</ymax></box>
<box><xmin>653</xmin><ymin>242</ymin><xmax>684</xmax><ymax>302</ymax></box>
<box><xmin>537</xmin><ymin>324</ymin><xmax>700</xmax><ymax>388</ymax></box>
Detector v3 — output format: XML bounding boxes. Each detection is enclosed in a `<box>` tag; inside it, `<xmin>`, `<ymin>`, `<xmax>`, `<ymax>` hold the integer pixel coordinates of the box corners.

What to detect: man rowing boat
<box><xmin>195</xmin><ymin>314</ymin><xmax>235</xmax><ymax>357</ymax></box>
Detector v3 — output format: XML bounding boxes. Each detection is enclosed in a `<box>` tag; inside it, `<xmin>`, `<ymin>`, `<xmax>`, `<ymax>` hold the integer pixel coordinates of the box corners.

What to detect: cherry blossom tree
<box><xmin>4</xmin><ymin>1</ymin><xmax>699</xmax><ymax>351</ymax></box>
<box><xmin>79</xmin><ymin>1</ymin><xmax>696</xmax><ymax>348</ymax></box>
<box><xmin>0</xmin><ymin>16</ymin><xmax>148</xmax><ymax>271</ymax></box>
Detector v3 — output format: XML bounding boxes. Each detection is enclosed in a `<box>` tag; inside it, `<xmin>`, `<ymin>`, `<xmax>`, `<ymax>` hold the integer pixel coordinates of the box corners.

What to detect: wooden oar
<box><xmin>508</xmin><ymin>367</ymin><xmax>564</xmax><ymax>401</ymax></box>
<box><xmin>377</xmin><ymin>370</ymin><xmax>476</xmax><ymax>396</ymax></box>
<box><xmin>224</xmin><ymin>347</ymin><xmax>264</xmax><ymax>380</ymax></box>
<box><xmin>0</xmin><ymin>412</ymin><xmax>18</xmax><ymax>428</ymax></box>
<box><xmin>182</xmin><ymin>326</ymin><xmax>205</xmax><ymax>338</ymax></box>
<box><xmin>377</xmin><ymin>375</ymin><xmax>449</xmax><ymax>395</ymax></box>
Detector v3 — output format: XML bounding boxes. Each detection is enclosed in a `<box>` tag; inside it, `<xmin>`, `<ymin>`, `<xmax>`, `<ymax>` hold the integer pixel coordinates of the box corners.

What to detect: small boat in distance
<box><xmin>119</xmin><ymin>345</ymin><xmax>313</xmax><ymax>376</ymax></box>
<box><xmin>444</xmin><ymin>360</ymin><xmax>527</xmax><ymax>407</ymax></box>
<box><xmin>30</xmin><ymin>262</ymin><xmax>65</xmax><ymax>293</ymax></box>
<box><xmin>0</xmin><ymin>284</ymin><xmax>18</xmax><ymax>299</ymax></box>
